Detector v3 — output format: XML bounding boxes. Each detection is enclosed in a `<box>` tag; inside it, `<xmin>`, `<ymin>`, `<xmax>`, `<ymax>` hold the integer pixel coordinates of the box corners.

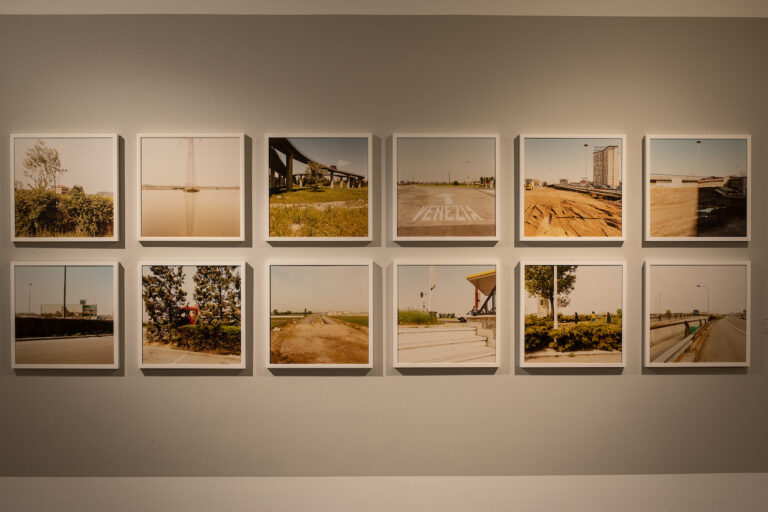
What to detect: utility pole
<box><xmin>62</xmin><ymin>266</ymin><xmax>67</xmax><ymax>318</ymax></box>
<box><xmin>553</xmin><ymin>265</ymin><xmax>558</xmax><ymax>329</ymax></box>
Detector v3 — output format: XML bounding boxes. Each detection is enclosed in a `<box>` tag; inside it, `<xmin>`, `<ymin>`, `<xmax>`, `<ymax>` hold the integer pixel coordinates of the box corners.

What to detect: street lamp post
<box><xmin>696</xmin><ymin>284</ymin><xmax>710</xmax><ymax>317</ymax></box>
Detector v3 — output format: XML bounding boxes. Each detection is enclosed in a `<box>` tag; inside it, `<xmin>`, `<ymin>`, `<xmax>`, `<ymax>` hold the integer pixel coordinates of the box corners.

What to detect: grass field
<box><xmin>398</xmin><ymin>309</ymin><xmax>439</xmax><ymax>325</ymax></box>
<box><xmin>269</xmin><ymin>186</ymin><xmax>367</xmax><ymax>205</ymax></box>
<box><xmin>331</xmin><ymin>315</ymin><xmax>369</xmax><ymax>327</ymax></box>
<box><xmin>270</xmin><ymin>317</ymin><xmax>296</xmax><ymax>329</ymax></box>
<box><xmin>270</xmin><ymin>204</ymin><xmax>368</xmax><ymax>237</ymax></box>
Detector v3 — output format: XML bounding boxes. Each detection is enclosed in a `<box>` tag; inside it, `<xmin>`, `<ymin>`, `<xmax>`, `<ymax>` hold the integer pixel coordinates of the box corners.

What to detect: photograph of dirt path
<box><xmin>13</xmin><ymin>263</ymin><xmax>117</xmax><ymax>368</ymax></box>
<box><xmin>270</xmin><ymin>265</ymin><xmax>370</xmax><ymax>366</ymax></box>
<box><xmin>647</xmin><ymin>137</ymin><xmax>749</xmax><ymax>239</ymax></box>
<box><xmin>396</xmin><ymin>264</ymin><xmax>497</xmax><ymax>366</ymax></box>
<box><xmin>268</xmin><ymin>136</ymin><xmax>369</xmax><ymax>238</ymax></box>
<box><xmin>647</xmin><ymin>264</ymin><xmax>748</xmax><ymax>366</ymax></box>
<box><xmin>522</xmin><ymin>136</ymin><xmax>623</xmax><ymax>239</ymax></box>
<box><xmin>141</xmin><ymin>264</ymin><xmax>243</xmax><ymax>367</ymax></box>
<box><xmin>522</xmin><ymin>263</ymin><xmax>624</xmax><ymax>366</ymax></box>
<box><xmin>396</xmin><ymin>136</ymin><xmax>497</xmax><ymax>239</ymax></box>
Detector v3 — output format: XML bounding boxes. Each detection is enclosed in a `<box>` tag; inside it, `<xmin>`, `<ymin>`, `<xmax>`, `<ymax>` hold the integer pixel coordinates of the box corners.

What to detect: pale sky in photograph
<box><xmin>14</xmin><ymin>137</ymin><xmax>114</xmax><ymax>192</ymax></box>
<box><xmin>274</xmin><ymin>137</ymin><xmax>368</xmax><ymax>178</ymax></box>
<box><xmin>271</xmin><ymin>265</ymin><xmax>369</xmax><ymax>312</ymax></box>
<box><xmin>398</xmin><ymin>265</ymin><xmax>495</xmax><ymax>315</ymax></box>
<box><xmin>524</xmin><ymin>265</ymin><xmax>623</xmax><ymax>315</ymax></box>
<box><xmin>141</xmin><ymin>136</ymin><xmax>240</xmax><ymax>187</ymax></box>
<box><xmin>650</xmin><ymin>138</ymin><xmax>748</xmax><ymax>177</ymax></box>
<box><xmin>397</xmin><ymin>137</ymin><xmax>495</xmax><ymax>182</ymax></box>
<box><xmin>524</xmin><ymin>137</ymin><xmax>622</xmax><ymax>182</ymax></box>
<box><xmin>649</xmin><ymin>265</ymin><xmax>747</xmax><ymax>315</ymax></box>
<box><xmin>14</xmin><ymin>265</ymin><xmax>114</xmax><ymax>316</ymax></box>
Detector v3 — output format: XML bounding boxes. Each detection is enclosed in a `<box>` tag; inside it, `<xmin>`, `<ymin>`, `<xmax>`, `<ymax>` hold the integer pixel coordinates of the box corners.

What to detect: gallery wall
<box><xmin>0</xmin><ymin>15</ymin><xmax>766</xmax><ymax>477</ymax></box>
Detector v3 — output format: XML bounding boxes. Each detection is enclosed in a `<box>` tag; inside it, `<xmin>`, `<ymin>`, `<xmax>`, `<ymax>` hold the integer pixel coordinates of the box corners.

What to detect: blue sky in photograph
<box><xmin>397</xmin><ymin>137</ymin><xmax>495</xmax><ymax>182</ymax></box>
<box><xmin>398</xmin><ymin>265</ymin><xmax>494</xmax><ymax>316</ymax></box>
<box><xmin>524</xmin><ymin>265</ymin><xmax>623</xmax><ymax>315</ymax></box>
<box><xmin>650</xmin><ymin>138</ymin><xmax>748</xmax><ymax>177</ymax></box>
<box><xmin>282</xmin><ymin>137</ymin><xmax>369</xmax><ymax>178</ymax></box>
<box><xmin>271</xmin><ymin>265</ymin><xmax>368</xmax><ymax>312</ymax></box>
<box><xmin>14</xmin><ymin>265</ymin><xmax>114</xmax><ymax>316</ymax></box>
<box><xmin>524</xmin><ymin>137</ymin><xmax>622</xmax><ymax>182</ymax></box>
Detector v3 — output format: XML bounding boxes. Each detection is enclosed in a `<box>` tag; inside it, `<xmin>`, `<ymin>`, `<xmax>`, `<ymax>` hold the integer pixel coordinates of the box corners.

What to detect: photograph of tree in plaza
<box><xmin>268</xmin><ymin>136</ymin><xmax>370</xmax><ymax>239</ymax></box>
<box><xmin>269</xmin><ymin>264</ymin><xmax>371</xmax><ymax>366</ymax></box>
<box><xmin>646</xmin><ymin>263</ymin><xmax>749</xmax><ymax>366</ymax></box>
<box><xmin>395</xmin><ymin>136</ymin><xmax>497</xmax><ymax>239</ymax></box>
<box><xmin>521</xmin><ymin>136</ymin><xmax>624</xmax><ymax>239</ymax></box>
<box><xmin>396</xmin><ymin>264</ymin><xmax>497</xmax><ymax>366</ymax></box>
<box><xmin>647</xmin><ymin>136</ymin><xmax>749</xmax><ymax>240</ymax></box>
<box><xmin>140</xmin><ymin>135</ymin><xmax>243</xmax><ymax>240</ymax></box>
<box><xmin>12</xmin><ymin>135</ymin><xmax>117</xmax><ymax>240</ymax></box>
<box><xmin>141</xmin><ymin>264</ymin><xmax>244</xmax><ymax>367</ymax></box>
<box><xmin>12</xmin><ymin>263</ymin><xmax>118</xmax><ymax>368</ymax></box>
<box><xmin>522</xmin><ymin>263</ymin><xmax>624</xmax><ymax>366</ymax></box>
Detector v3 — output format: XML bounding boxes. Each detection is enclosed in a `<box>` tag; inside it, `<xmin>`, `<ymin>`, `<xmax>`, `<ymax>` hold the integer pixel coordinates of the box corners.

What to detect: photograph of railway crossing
<box><xmin>522</xmin><ymin>136</ymin><xmax>623</xmax><ymax>239</ymax></box>
<box><xmin>646</xmin><ymin>264</ymin><xmax>748</xmax><ymax>366</ymax></box>
<box><xmin>12</xmin><ymin>263</ymin><xmax>117</xmax><ymax>368</ymax></box>
<box><xmin>396</xmin><ymin>264</ymin><xmax>497</xmax><ymax>366</ymax></box>
<box><xmin>268</xmin><ymin>136</ymin><xmax>369</xmax><ymax>238</ymax></box>
<box><xmin>647</xmin><ymin>137</ymin><xmax>749</xmax><ymax>239</ymax></box>
<box><xmin>522</xmin><ymin>263</ymin><xmax>623</xmax><ymax>366</ymax></box>
<box><xmin>141</xmin><ymin>264</ymin><xmax>243</xmax><ymax>367</ymax></box>
<box><xmin>269</xmin><ymin>265</ymin><xmax>371</xmax><ymax>366</ymax></box>
<box><xmin>395</xmin><ymin>136</ymin><xmax>497</xmax><ymax>239</ymax></box>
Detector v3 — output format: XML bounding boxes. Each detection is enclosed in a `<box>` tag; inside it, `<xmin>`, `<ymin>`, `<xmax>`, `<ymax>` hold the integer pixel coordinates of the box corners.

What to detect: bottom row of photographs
<box><xmin>9</xmin><ymin>261</ymin><xmax>751</xmax><ymax>370</ymax></box>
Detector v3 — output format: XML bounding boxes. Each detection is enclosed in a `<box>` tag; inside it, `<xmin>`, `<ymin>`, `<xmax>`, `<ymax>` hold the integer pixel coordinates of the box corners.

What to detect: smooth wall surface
<box><xmin>0</xmin><ymin>15</ymin><xmax>766</xmax><ymax>477</ymax></box>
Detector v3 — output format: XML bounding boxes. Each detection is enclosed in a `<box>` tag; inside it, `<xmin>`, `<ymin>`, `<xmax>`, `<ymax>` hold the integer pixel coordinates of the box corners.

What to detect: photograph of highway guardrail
<box><xmin>647</xmin><ymin>263</ymin><xmax>748</xmax><ymax>365</ymax></box>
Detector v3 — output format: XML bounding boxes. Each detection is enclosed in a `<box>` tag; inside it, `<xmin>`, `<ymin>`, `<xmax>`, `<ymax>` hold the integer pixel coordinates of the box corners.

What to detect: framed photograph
<box><xmin>266</xmin><ymin>134</ymin><xmax>372</xmax><ymax>241</ymax></box>
<box><xmin>520</xmin><ymin>261</ymin><xmax>626</xmax><ymax>368</ymax></box>
<box><xmin>519</xmin><ymin>135</ymin><xmax>626</xmax><ymax>242</ymax></box>
<box><xmin>644</xmin><ymin>262</ymin><xmax>750</xmax><ymax>367</ymax></box>
<box><xmin>10</xmin><ymin>262</ymin><xmax>119</xmax><ymax>369</ymax></box>
<box><xmin>139</xmin><ymin>262</ymin><xmax>246</xmax><ymax>369</ymax></box>
<box><xmin>393</xmin><ymin>263</ymin><xmax>499</xmax><ymax>368</ymax></box>
<box><xmin>644</xmin><ymin>135</ymin><xmax>751</xmax><ymax>241</ymax></box>
<box><xmin>137</xmin><ymin>134</ymin><xmax>245</xmax><ymax>241</ymax></box>
<box><xmin>393</xmin><ymin>134</ymin><xmax>499</xmax><ymax>241</ymax></box>
<box><xmin>267</xmin><ymin>262</ymin><xmax>373</xmax><ymax>368</ymax></box>
<box><xmin>10</xmin><ymin>134</ymin><xmax>119</xmax><ymax>242</ymax></box>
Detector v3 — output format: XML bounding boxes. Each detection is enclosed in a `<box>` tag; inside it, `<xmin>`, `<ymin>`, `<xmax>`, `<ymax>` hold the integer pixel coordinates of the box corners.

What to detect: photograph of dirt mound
<box><xmin>524</xmin><ymin>187</ymin><xmax>621</xmax><ymax>237</ymax></box>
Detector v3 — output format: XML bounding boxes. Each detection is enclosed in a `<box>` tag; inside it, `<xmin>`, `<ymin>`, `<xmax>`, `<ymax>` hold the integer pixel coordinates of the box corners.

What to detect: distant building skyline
<box><xmin>525</xmin><ymin>137</ymin><xmax>623</xmax><ymax>184</ymax></box>
<box><xmin>593</xmin><ymin>145</ymin><xmax>621</xmax><ymax>188</ymax></box>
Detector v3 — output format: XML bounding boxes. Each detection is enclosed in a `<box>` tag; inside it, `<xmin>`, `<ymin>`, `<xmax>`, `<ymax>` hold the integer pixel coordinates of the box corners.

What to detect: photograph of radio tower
<box><xmin>140</xmin><ymin>135</ymin><xmax>244</xmax><ymax>239</ymax></box>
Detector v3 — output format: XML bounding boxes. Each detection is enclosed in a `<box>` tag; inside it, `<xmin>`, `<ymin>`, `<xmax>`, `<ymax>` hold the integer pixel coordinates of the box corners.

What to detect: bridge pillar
<box><xmin>329</xmin><ymin>172</ymin><xmax>335</xmax><ymax>188</ymax></box>
<box><xmin>285</xmin><ymin>154</ymin><xmax>293</xmax><ymax>192</ymax></box>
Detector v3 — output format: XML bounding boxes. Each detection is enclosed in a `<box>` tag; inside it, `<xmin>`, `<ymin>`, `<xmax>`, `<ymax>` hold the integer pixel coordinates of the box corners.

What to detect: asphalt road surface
<box><xmin>696</xmin><ymin>317</ymin><xmax>747</xmax><ymax>363</ymax></box>
<box><xmin>270</xmin><ymin>314</ymin><xmax>369</xmax><ymax>364</ymax></box>
<box><xmin>15</xmin><ymin>335</ymin><xmax>114</xmax><ymax>365</ymax></box>
<box><xmin>142</xmin><ymin>343</ymin><xmax>242</xmax><ymax>365</ymax></box>
<box><xmin>397</xmin><ymin>186</ymin><xmax>495</xmax><ymax>237</ymax></box>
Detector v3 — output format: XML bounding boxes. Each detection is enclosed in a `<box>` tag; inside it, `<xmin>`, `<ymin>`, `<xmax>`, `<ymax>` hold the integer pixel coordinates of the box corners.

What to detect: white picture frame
<box><xmin>266</xmin><ymin>261</ymin><xmax>374</xmax><ymax>369</ymax></box>
<box><xmin>519</xmin><ymin>134</ymin><xmax>627</xmax><ymax>242</ymax></box>
<box><xmin>265</xmin><ymin>133</ymin><xmax>373</xmax><ymax>242</ymax></box>
<box><xmin>644</xmin><ymin>134</ymin><xmax>751</xmax><ymax>242</ymax></box>
<box><xmin>393</xmin><ymin>261</ymin><xmax>500</xmax><ymax>369</ymax></box>
<box><xmin>392</xmin><ymin>133</ymin><xmax>500</xmax><ymax>242</ymax></box>
<box><xmin>10</xmin><ymin>261</ymin><xmax>120</xmax><ymax>369</ymax></box>
<box><xmin>519</xmin><ymin>260</ymin><xmax>627</xmax><ymax>368</ymax></box>
<box><xmin>138</xmin><ymin>261</ymin><xmax>247</xmax><ymax>370</ymax></box>
<box><xmin>137</xmin><ymin>133</ymin><xmax>246</xmax><ymax>242</ymax></box>
<box><xmin>643</xmin><ymin>261</ymin><xmax>751</xmax><ymax>368</ymax></box>
<box><xmin>10</xmin><ymin>133</ymin><xmax>120</xmax><ymax>243</ymax></box>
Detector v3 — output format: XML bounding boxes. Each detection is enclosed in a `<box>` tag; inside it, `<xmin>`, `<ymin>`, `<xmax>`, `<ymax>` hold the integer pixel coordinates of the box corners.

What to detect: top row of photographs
<box><xmin>9</xmin><ymin>133</ymin><xmax>751</xmax><ymax>243</ymax></box>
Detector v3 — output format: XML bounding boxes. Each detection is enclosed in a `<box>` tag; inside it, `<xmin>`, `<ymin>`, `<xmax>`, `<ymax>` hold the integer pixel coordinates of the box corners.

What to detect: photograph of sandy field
<box><xmin>647</xmin><ymin>264</ymin><xmax>748</xmax><ymax>366</ymax></box>
<box><xmin>13</xmin><ymin>264</ymin><xmax>117</xmax><ymax>368</ymax></box>
<box><xmin>648</xmin><ymin>137</ymin><xmax>748</xmax><ymax>239</ymax></box>
<box><xmin>270</xmin><ymin>265</ymin><xmax>370</xmax><ymax>365</ymax></box>
<box><xmin>396</xmin><ymin>136</ymin><xmax>496</xmax><ymax>238</ymax></box>
<box><xmin>140</xmin><ymin>136</ymin><xmax>242</xmax><ymax>239</ymax></box>
<box><xmin>268</xmin><ymin>136</ymin><xmax>369</xmax><ymax>238</ymax></box>
<box><xmin>522</xmin><ymin>137</ymin><xmax>623</xmax><ymax>238</ymax></box>
<box><xmin>397</xmin><ymin>264</ymin><xmax>497</xmax><ymax>366</ymax></box>
<box><xmin>523</xmin><ymin>264</ymin><xmax>623</xmax><ymax>365</ymax></box>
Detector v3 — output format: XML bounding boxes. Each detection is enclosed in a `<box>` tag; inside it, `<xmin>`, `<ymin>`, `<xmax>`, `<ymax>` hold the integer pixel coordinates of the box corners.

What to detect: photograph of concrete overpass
<box><xmin>521</xmin><ymin>135</ymin><xmax>625</xmax><ymax>240</ymax></box>
<box><xmin>645</xmin><ymin>263</ymin><xmax>749</xmax><ymax>367</ymax></box>
<box><xmin>395</xmin><ymin>264</ymin><xmax>498</xmax><ymax>367</ymax></box>
<box><xmin>269</xmin><ymin>264</ymin><xmax>372</xmax><ymax>367</ymax></box>
<box><xmin>394</xmin><ymin>135</ymin><xmax>498</xmax><ymax>240</ymax></box>
<box><xmin>12</xmin><ymin>262</ymin><xmax>118</xmax><ymax>369</ymax></box>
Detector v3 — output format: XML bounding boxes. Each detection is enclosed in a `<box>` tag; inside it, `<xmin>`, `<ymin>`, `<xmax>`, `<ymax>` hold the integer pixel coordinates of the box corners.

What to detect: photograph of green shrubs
<box><xmin>12</xmin><ymin>135</ymin><xmax>117</xmax><ymax>240</ymax></box>
<box><xmin>522</xmin><ymin>263</ymin><xmax>624</xmax><ymax>366</ymax></box>
<box><xmin>141</xmin><ymin>264</ymin><xmax>244</xmax><ymax>367</ymax></box>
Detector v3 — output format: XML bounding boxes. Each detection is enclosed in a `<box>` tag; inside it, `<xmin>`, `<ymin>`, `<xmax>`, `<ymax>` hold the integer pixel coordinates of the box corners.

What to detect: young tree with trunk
<box><xmin>142</xmin><ymin>266</ymin><xmax>187</xmax><ymax>341</ymax></box>
<box><xmin>524</xmin><ymin>265</ymin><xmax>577</xmax><ymax>319</ymax></box>
<box><xmin>23</xmin><ymin>140</ymin><xmax>68</xmax><ymax>192</ymax></box>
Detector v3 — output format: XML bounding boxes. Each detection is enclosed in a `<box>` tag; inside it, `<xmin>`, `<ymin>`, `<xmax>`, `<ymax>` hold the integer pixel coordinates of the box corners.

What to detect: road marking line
<box><xmin>725</xmin><ymin>319</ymin><xmax>746</xmax><ymax>335</ymax></box>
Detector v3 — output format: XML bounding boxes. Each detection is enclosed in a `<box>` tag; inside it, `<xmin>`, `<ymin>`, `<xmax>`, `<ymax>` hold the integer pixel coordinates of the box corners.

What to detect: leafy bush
<box><xmin>16</xmin><ymin>317</ymin><xmax>113</xmax><ymax>338</ymax></box>
<box><xmin>524</xmin><ymin>316</ymin><xmax>621</xmax><ymax>352</ymax></box>
<box><xmin>176</xmin><ymin>324</ymin><xmax>241</xmax><ymax>355</ymax></box>
<box><xmin>15</xmin><ymin>188</ymin><xmax>113</xmax><ymax>237</ymax></box>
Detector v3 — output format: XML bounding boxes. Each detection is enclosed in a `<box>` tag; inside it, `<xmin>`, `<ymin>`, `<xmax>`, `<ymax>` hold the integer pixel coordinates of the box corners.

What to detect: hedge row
<box><xmin>524</xmin><ymin>318</ymin><xmax>622</xmax><ymax>352</ymax></box>
<box><xmin>16</xmin><ymin>316</ymin><xmax>113</xmax><ymax>339</ymax></box>
<box><xmin>15</xmin><ymin>189</ymin><xmax>113</xmax><ymax>237</ymax></box>
<box><xmin>175</xmin><ymin>325</ymin><xmax>241</xmax><ymax>355</ymax></box>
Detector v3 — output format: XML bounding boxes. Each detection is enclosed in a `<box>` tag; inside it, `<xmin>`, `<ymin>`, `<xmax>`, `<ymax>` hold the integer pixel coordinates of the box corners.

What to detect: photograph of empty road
<box><xmin>647</xmin><ymin>264</ymin><xmax>748</xmax><ymax>366</ymax></box>
<box><xmin>395</xmin><ymin>136</ymin><xmax>497</xmax><ymax>239</ymax></box>
<box><xmin>13</xmin><ymin>263</ymin><xmax>117</xmax><ymax>368</ymax></box>
<box><xmin>522</xmin><ymin>136</ymin><xmax>623</xmax><ymax>239</ymax></box>
<box><xmin>396</xmin><ymin>265</ymin><xmax>497</xmax><ymax>366</ymax></box>
<box><xmin>270</xmin><ymin>265</ymin><xmax>370</xmax><ymax>366</ymax></box>
<box><xmin>647</xmin><ymin>137</ymin><xmax>749</xmax><ymax>239</ymax></box>
<box><xmin>523</xmin><ymin>264</ymin><xmax>623</xmax><ymax>366</ymax></box>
